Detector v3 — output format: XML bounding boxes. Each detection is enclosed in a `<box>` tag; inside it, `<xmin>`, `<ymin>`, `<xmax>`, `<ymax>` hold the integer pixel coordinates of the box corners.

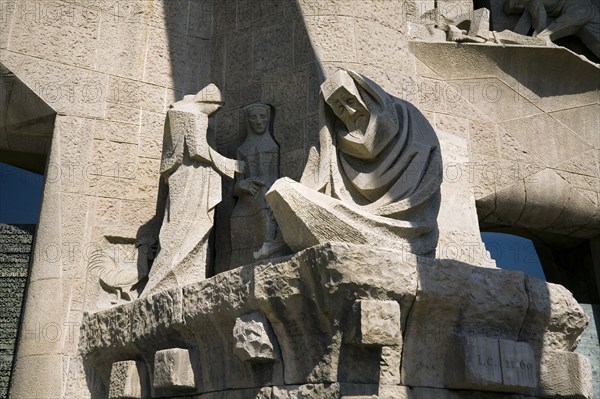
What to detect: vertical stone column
<box><xmin>9</xmin><ymin>128</ymin><xmax>64</xmax><ymax>398</ymax></box>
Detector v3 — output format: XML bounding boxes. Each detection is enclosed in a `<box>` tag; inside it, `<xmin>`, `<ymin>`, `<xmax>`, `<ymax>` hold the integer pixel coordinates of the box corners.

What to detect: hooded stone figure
<box><xmin>266</xmin><ymin>70</ymin><xmax>443</xmax><ymax>256</ymax></box>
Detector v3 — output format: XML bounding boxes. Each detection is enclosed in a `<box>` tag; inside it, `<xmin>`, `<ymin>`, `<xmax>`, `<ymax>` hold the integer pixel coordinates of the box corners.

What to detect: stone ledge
<box><xmin>80</xmin><ymin>243</ymin><xmax>590</xmax><ymax>398</ymax></box>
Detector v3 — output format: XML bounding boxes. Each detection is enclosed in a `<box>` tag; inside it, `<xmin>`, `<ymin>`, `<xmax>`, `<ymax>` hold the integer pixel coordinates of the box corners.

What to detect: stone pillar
<box><xmin>9</xmin><ymin>128</ymin><xmax>64</xmax><ymax>398</ymax></box>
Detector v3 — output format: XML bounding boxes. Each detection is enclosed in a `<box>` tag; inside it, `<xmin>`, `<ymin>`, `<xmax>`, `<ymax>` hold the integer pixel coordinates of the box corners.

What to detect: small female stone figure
<box><xmin>230</xmin><ymin>103</ymin><xmax>286</xmax><ymax>267</ymax></box>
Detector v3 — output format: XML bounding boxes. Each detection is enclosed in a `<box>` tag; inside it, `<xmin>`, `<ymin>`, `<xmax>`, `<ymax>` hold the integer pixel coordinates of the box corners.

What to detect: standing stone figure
<box><xmin>230</xmin><ymin>103</ymin><xmax>286</xmax><ymax>267</ymax></box>
<box><xmin>142</xmin><ymin>84</ymin><xmax>243</xmax><ymax>296</ymax></box>
<box><xmin>266</xmin><ymin>70</ymin><xmax>443</xmax><ymax>256</ymax></box>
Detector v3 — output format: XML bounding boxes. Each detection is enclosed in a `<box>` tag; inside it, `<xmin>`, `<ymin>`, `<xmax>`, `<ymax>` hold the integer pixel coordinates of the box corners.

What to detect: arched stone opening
<box><xmin>0</xmin><ymin>61</ymin><xmax>56</xmax><ymax>398</ymax></box>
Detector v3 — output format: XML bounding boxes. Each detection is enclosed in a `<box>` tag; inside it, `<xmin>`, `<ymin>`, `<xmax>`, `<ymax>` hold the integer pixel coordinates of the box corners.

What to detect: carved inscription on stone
<box><xmin>499</xmin><ymin>339</ymin><xmax>537</xmax><ymax>388</ymax></box>
<box><xmin>460</xmin><ymin>336</ymin><xmax>537</xmax><ymax>390</ymax></box>
<box><xmin>464</xmin><ymin>336</ymin><xmax>503</xmax><ymax>386</ymax></box>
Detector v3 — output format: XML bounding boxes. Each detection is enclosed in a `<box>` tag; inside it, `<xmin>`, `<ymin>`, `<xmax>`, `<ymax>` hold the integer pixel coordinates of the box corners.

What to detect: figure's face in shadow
<box><xmin>326</xmin><ymin>87</ymin><xmax>370</xmax><ymax>134</ymax></box>
<box><xmin>247</xmin><ymin>107</ymin><xmax>269</xmax><ymax>134</ymax></box>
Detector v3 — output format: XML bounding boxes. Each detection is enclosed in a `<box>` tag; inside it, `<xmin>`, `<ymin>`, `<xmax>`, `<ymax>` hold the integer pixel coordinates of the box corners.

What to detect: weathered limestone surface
<box><xmin>0</xmin><ymin>225</ymin><xmax>34</xmax><ymax>399</ymax></box>
<box><xmin>108</xmin><ymin>360</ymin><xmax>149</xmax><ymax>399</ymax></box>
<box><xmin>273</xmin><ymin>70</ymin><xmax>442</xmax><ymax>257</ymax></box>
<box><xmin>3</xmin><ymin>2</ymin><xmax>213</xmax><ymax>396</ymax></box>
<box><xmin>411</xmin><ymin>42</ymin><xmax>600</xmax><ymax>244</ymax></box>
<box><xmin>78</xmin><ymin>243</ymin><xmax>589</xmax><ymax>398</ymax></box>
<box><xmin>538</xmin><ymin>350</ymin><xmax>593</xmax><ymax>398</ymax></box>
<box><xmin>3</xmin><ymin>0</ymin><xmax>598</xmax><ymax>397</ymax></box>
<box><xmin>153</xmin><ymin>348</ymin><xmax>196</xmax><ymax>392</ymax></box>
<box><xmin>233</xmin><ymin>312</ymin><xmax>281</xmax><ymax>363</ymax></box>
<box><xmin>142</xmin><ymin>85</ymin><xmax>242</xmax><ymax>297</ymax></box>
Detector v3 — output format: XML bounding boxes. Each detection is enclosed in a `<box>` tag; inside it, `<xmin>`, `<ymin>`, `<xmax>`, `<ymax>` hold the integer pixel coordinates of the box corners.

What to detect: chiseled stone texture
<box><xmin>350</xmin><ymin>300</ymin><xmax>402</xmax><ymax>347</ymax></box>
<box><xmin>4</xmin><ymin>0</ymin><xmax>212</xmax><ymax>396</ymax></box>
<box><xmin>539</xmin><ymin>350</ymin><xmax>594</xmax><ymax>399</ymax></box>
<box><xmin>153</xmin><ymin>348</ymin><xmax>196</xmax><ymax>391</ymax></box>
<box><xmin>412</xmin><ymin>42</ymin><xmax>600</xmax><ymax>243</ymax></box>
<box><xmin>0</xmin><ymin>225</ymin><xmax>34</xmax><ymax>399</ymax></box>
<box><xmin>233</xmin><ymin>312</ymin><xmax>280</xmax><ymax>362</ymax></box>
<box><xmin>78</xmin><ymin>243</ymin><xmax>590</xmax><ymax>398</ymax></box>
<box><xmin>108</xmin><ymin>360</ymin><xmax>149</xmax><ymax>399</ymax></box>
<box><xmin>401</xmin><ymin>258</ymin><xmax>529</xmax><ymax>388</ymax></box>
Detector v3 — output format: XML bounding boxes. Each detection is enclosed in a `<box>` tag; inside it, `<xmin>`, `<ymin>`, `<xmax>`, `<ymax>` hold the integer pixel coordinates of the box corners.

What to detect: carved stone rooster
<box><xmin>88</xmin><ymin>237</ymin><xmax>157</xmax><ymax>305</ymax></box>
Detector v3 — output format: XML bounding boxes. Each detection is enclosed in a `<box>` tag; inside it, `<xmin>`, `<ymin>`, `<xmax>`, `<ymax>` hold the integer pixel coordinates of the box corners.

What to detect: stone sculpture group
<box><xmin>80</xmin><ymin>70</ymin><xmax>593</xmax><ymax>399</ymax></box>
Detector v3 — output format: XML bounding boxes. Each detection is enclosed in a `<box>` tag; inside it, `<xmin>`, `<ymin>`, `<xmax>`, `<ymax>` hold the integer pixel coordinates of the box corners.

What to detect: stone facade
<box><xmin>79</xmin><ymin>244</ymin><xmax>590</xmax><ymax>398</ymax></box>
<box><xmin>0</xmin><ymin>225</ymin><xmax>34</xmax><ymax>399</ymax></box>
<box><xmin>577</xmin><ymin>304</ymin><xmax>600</xmax><ymax>399</ymax></box>
<box><xmin>0</xmin><ymin>0</ymin><xmax>598</xmax><ymax>398</ymax></box>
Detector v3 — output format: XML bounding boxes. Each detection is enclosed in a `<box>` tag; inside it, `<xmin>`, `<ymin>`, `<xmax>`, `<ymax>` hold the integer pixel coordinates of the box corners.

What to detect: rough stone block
<box><xmin>304</xmin><ymin>16</ymin><xmax>357</xmax><ymax>62</ymax></box>
<box><xmin>378</xmin><ymin>385</ymin><xmax>411</xmax><ymax>399</ymax></box>
<box><xmin>272</xmin><ymin>383</ymin><xmax>340</xmax><ymax>398</ymax></box>
<box><xmin>95</xmin><ymin>302</ymin><xmax>133</xmax><ymax>350</ymax></box>
<box><xmin>107</xmin><ymin>75</ymin><xmax>167</xmax><ymax>114</ymax></box>
<box><xmin>380</xmin><ymin>346</ymin><xmax>402</xmax><ymax>385</ymax></box>
<box><xmin>131</xmin><ymin>288</ymin><xmax>183</xmax><ymax>341</ymax></box>
<box><xmin>539</xmin><ymin>350</ymin><xmax>593</xmax><ymax>399</ymax></box>
<box><xmin>402</xmin><ymin>260</ymin><xmax>529</xmax><ymax>389</ymax></box>
<box><xmin>197</xmin><ymin>387</ymin><xmax>272</xmax><ymax>399</ymax></box>
<box><xmin>253</xmin><ymin>22</ymin><xmax>294</xmax><ymax>79</ymax></box>
<box><xmin>469</xmin><ymin>8</ymin><xmax>491</xmax><ymax>40</ymax></box>
<box><xmin>575</xmin><ymin>304</ymin><xmax>600</xmax><ymax>399</ymax></box>
<box><xmin>153</xmin><ymin>348</ymin><xmax>196</xmax><ymax>390</ymax></box>
<box><xmin>8</xmin><ymin>2</ymin><xmax>99</xmax><ymax>69</ymax></box>
<box><xmin>411</xmin><ymin>387</ymin><xmax>532</xmax><ymax>398</ymax></box>
<box><xmin>96</xmin><ymin>13</ymin><xmax>148</xmax><ymax>80</ymax></box>
<box><xmin>519</xmin><ymin>277</ymin><xmax>588</xmax><ymax>352</ymax></box>
<box><xmin>144</xmin><ymin>27</ymin><xmax>210</xmax><ymax>90</ymax></box>
<box><xmin>17</xmin><ymin>57</ymin><xmax>107</xmax><ymax>118</ymax></box>
<box><xmin>108</xmin><ymin>360</ymin><xmax>149</xmax><ymax>399</ymax></box>
<box><xmin>351</xmin><ymin>300</ymin><xmax>402</xmax><ymax>346</ymax></box>
<box><xmin>233</xmin><ymin>312</ymin><xmax>280</xmax><ymax>363</ymax></box>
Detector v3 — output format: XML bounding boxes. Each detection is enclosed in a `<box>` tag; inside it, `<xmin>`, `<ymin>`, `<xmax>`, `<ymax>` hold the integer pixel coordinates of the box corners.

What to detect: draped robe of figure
<box><xmin>267</xmin><ymin>70</ymin><xmax>443</xmax><ymax>256</ymax></box>
<box><xmin>230</xmin><ymin>108</ymin><xmax>281</xmax><ymax>267</ymax></box>
<box><xmin>142</xmin><ymin>100</ymin><xmax>241</xmax><ymax>296</ymax></box>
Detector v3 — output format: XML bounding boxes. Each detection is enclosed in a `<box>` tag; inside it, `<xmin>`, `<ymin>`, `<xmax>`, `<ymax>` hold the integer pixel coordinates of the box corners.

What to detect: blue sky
<box><xmin>481</xmin><ymin>232</ymin><xmax>546</xmax><ymax>280</ymax></box>
<box><xmin>0</xmin><ymin>162</ymin><xmax>44</xmax><ymax>225</ymax></box>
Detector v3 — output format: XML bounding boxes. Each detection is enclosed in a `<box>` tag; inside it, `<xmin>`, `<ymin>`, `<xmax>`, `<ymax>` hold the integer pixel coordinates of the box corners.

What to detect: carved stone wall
<box><xmin>0</xmin><ymin>224</ymin><xmax>33</xmax><ymax>399</ymax></box>
<box><xmin>1</xmin><ymin>0</ymin><xmax>598</xmax><ymax>397</ymax></box>
<box><xmin>79</xmin><ymin>244</ymin><xmax>591</xmax><ymax>399</ymax></box>
<box><xmin>1</xmin><ymin>2</ymin><xmax>213</xmax><ymax>397</ymax></box>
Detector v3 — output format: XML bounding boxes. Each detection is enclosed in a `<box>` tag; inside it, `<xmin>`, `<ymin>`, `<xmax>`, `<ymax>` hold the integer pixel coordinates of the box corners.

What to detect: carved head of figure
<box><xmin>243</xmin><ymin>103</ymin><xmax>271</xmax><ymax>135</ymax></box>
<box><xmin>321</xmin><ymin>70</ymin><xmax>399</xmax><ymax>160</ymax></box>
<box><xmin>322</xmin><ymin>73</ymin><xmax>370</xmax><ymax>134</ymax></box>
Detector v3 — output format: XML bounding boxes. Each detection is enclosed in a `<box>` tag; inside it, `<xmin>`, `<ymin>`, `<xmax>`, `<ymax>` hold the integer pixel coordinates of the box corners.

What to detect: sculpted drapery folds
<box><xmin>141</xmin><ymin>85</ymin><xmax>243</xmax><ymax>296</ymax></box>
<box><xmin>267</xmin><ymin>70</ymin><xmax>443</xmax><ymax>256</ymax></box>
<box><xmin>230</xmin><ymin>103</ymin><xmax>287</xmax><ymax>267</ymax></box>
